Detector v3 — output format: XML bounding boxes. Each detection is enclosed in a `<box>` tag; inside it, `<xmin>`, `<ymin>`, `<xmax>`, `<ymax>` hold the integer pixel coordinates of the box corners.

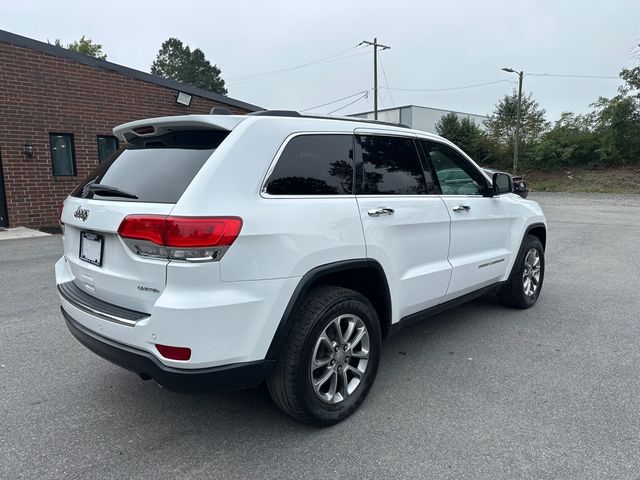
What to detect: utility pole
<box><xmin>502</xmin><ymin>67</ymin><xmax>524</xmax><ymax>175</ymax></box>
<box><xmin>361</xmin><ymin>38</ymin><xmax>390</xmax><ymax>120</ymax></box>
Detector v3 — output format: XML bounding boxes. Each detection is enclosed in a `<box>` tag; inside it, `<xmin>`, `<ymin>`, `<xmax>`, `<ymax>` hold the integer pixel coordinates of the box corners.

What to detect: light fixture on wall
<box><xmin>24</xmin><ymin>143</ymin><xmax>34</xmax><ymax>157</ymax></box>
<box><xmin>176</xmin><ymin>92</ymin><xmax>192</xmax><ymax>106</ymax></box>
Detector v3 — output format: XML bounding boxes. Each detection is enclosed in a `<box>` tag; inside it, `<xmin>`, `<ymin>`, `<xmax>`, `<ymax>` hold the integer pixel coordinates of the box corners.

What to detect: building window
<box><xmin>97</xmin><ymin>135</ymin><xmax>119</xmax><ymax>163</ymax></box>
<box><xmin>49</xmin><ymin>133</ymin><xmax>76</xmax><ymax>176</ymax></box>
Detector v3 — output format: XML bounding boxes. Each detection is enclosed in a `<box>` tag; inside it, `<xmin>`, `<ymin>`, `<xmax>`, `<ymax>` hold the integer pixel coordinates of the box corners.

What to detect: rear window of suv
<box><xmin>71</xmin><ymin>130</ymin><xmax>228</xmax><ymax>203</ymax></box>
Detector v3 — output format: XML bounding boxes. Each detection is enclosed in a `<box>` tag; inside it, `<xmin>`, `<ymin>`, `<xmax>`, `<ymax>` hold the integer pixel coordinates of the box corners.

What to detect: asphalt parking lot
<box><xmin>1</xmin><ymin>192</ymin><xmax>639</xmax><ymax>479</ymax></box>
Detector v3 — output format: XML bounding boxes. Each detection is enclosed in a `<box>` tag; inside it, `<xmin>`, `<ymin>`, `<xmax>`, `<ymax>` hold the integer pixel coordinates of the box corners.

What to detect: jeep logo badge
<box><xmin>74</xmin><ymin>206</ymin><xmax>89</xmax><ymax>222</ymax></box>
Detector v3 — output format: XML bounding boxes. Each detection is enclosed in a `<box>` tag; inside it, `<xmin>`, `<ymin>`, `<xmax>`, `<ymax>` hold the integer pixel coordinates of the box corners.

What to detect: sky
<box><xmin>2</xmin><ymin>0</ymin><xmax>639</xmax><ymax>121</ymax></box>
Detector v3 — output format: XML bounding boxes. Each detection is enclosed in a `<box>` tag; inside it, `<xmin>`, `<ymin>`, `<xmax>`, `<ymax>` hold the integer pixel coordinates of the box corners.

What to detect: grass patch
<box><xmin>522</xmin><ymin>166</ymin><xmax>640</xmax><ymax>194</ymax></box>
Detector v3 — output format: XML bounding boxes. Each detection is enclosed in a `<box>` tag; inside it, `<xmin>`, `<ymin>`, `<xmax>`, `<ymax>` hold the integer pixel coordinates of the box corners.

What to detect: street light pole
<box><xmin>502</xmin><ymin>68</ymin><xmax>524</xmax><ymax>175</ymax></box>
<box><xmin>361</xmin><ymin>38</ymin><xmax>390</xmax><ymax>120</ymax></box>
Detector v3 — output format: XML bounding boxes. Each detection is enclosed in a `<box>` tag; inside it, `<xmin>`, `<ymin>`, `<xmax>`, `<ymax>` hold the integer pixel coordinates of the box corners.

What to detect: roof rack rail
<box><xmin>246</xmin><ymin>109</ymin><xmax>410</xmax><ymax>129</ymax></box>
<box><xmin>210</xmin><ymin>107</ymin><xmax>233</xmax><ymax>115</ymax></box>
<box><xmin>248</xmin><ymin>110</ymin><xmax>301</xmax><ymax>117</ymax></box>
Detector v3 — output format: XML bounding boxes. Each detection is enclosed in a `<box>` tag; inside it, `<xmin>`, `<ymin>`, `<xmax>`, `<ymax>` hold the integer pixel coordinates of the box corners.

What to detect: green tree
<box><xmin>620</xmin><ymin>65</ymin><xmax>640</xmax><ymax>93</ymax></box>
<box><xmin>531</xmin><ymin>112</ymin><xmax>599</xmax><ymax>170</ymax></box>
<box><xmin>483</xmin><ymin>91</ymin><xmax>549</xmax><ymax>168</ymax></box>
<box><xmin>485</xmin><ymin>91</ymin><xmax>549</xmax><ymax>146</ymax></box>
<box><xmin>591</xmin><ymin>94</ymin><xmax>640</xmax><ymax>165</ymax></box>
<box><xmin>586</xmin><ymin>53</ymin><xmax>640</xmax><ymax>166</ymax></box>
<box><xmin>151</xmin><ymin>38</ymin><xmax>227</xmax><ymax>95</ymax></box>
<box><xmin>53</xmin><ymin>36</ymin><xmax>107</xmax><ymax>60</ymax></box>
<box><xmin>434</xmin><ymin>112</ymin><xmax>489</xmax><ymax>163</ymax></box>
<box><xmin>531</xmin><ymin>57</ymin><xmax>640</xmax><ymax>170</ymax></box>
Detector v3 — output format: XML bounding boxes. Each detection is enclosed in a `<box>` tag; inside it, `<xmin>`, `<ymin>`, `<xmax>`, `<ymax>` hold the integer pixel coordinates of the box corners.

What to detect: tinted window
<box><xmin>50</xmin><ymin>133</ymin><xmax>76</xmax><ymax>176</ymax></box>
<box><xmin>97</xmin><ymin>135</ymin><xmax>119</xmax><ymax>163</ymax></box>
<box><xmin>359</xmin><ymin>135</ymin><xmax>426</xmax><ymax>194</ymax></box>
<box><xmin>71</xmin><ymin>130</ymin><xmax>228</xmax><ymax>203</ymax></box>
<box><xmin>266</xmin><ymin>135</ymin><xmax>354</xmax><ymax>195</ymax></box>
<box><xmin>420</xmin><ymin>140</ymin><xmax>486</xmax><ymax>195</ymax></box>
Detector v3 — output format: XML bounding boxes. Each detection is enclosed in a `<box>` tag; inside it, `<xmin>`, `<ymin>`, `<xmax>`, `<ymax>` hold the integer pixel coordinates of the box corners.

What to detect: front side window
<box><xmin>420</xmin><ymin>140</ymin><xmax>486</xmax><ymax>196</ymax></box>
<box><xmin>358</xmin><ymin>135</ymin><xmax>426</xmax><ymax>194</ymax></box>
<box><xmin>97</xmin><ymin>135</ymin><xmax>119</xmax><ymax>163</ymax></box>
<box><xmin>265</xmin><ymin>134</ymin><xmax>354</xmax><ymax>195</ymax></box>
<box><xmin>49</xmin><ymin>133</ymin><xmax>76</xmax><ymax>176</ymax></box>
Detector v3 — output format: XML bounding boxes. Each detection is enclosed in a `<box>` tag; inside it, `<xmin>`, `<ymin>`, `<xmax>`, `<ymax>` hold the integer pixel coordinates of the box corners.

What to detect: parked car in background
<box><xmin>483</xmin><ymin>168</ymin><xmax>529</xmax><ymax>198</ymax></box>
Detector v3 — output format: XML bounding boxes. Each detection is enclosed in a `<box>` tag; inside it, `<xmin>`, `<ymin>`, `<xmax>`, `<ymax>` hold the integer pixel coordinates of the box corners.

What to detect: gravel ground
<box><xmin>1</xmin><ymin>192</ymin><xmax>639</xmax><ymax>479</ymax></box>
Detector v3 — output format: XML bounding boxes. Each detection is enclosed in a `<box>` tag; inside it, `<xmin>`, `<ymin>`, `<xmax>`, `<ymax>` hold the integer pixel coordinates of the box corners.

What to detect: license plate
<box><xmin>79</xmin><ymin>232</ymin><xmax>104</xmax><ymax>266</ymax></box>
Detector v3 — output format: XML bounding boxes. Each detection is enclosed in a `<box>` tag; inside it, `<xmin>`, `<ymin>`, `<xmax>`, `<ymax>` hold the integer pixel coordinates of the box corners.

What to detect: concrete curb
<box><xmin>0</xmin><ymin>227</ymin><xmax>51</xmax><ymax>241</ymax></box>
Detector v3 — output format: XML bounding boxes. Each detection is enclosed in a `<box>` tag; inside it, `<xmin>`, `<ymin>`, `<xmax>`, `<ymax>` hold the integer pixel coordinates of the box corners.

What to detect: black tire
<box><xmin>498</xmin><ymin>234</ymin><xmax>545</xmax><ymax>309</ymax></box>
<box><xmin>266</xmin><ymin>285</ymin><xmax>381</xmax><ymax>426</ymax></box>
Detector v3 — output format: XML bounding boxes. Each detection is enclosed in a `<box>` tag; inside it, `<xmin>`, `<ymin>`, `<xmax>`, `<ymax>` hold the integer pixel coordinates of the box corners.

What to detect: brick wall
<box><xmin>0</xmin><ymin>41</ymin><xmax>252</xmax><ymax>228</ymax></box>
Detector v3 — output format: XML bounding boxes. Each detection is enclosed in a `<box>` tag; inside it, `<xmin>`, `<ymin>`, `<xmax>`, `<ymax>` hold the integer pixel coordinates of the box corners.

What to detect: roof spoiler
<box><xmin>113</xmin><ymin>115</ymin><xmax>245</xmax><ymax>142</ymax></box>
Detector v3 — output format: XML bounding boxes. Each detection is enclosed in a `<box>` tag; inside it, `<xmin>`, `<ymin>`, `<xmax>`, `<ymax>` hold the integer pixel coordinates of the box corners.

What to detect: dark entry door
<box><xmin>0</xmin><ymin>147</ymin><xmax>8</xmax><ymax>227</ymax></box>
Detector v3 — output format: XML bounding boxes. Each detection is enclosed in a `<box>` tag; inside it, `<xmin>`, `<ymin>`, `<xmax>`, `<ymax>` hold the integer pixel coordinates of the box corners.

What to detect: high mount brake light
<box><xmin>133</xmin><ymin>126</ymin><xmax>155</xmax><ymax>135</ymax></box>
<box><xmin>118</xmin><ymin>215</ymin><xmax>242</xmax><ymax>261</ymax></box>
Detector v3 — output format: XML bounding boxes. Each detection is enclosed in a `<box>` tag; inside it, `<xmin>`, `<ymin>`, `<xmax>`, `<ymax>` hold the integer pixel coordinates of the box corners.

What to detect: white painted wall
<box><xmin>351</xmin><ymin>105</ymin><xmax>488</xmax><ymax>134</ymax></box>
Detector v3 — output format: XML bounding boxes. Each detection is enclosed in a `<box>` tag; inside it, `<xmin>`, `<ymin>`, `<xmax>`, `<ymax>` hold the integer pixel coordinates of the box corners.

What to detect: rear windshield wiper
<box><xmin>85</xmin><ymin>183</ymin><xmax>138</xmax><ymax>199</ymax></box>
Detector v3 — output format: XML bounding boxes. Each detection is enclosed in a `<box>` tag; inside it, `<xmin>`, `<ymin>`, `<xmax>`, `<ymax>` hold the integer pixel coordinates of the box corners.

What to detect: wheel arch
<box><xmin>526</xmin><ymin>222</ymin><xmax>547</xmax><ymax>250</ymax></box>
<box><xmin>265</xmin><ymin>259</ymin><xmax>392</xmax><ymax>362</ymax></box>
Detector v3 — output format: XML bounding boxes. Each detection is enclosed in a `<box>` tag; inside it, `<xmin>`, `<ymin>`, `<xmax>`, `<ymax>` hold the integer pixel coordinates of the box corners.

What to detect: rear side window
<box><xmin>358</xmin><ymin>135</ymin><xmax>426</xmax><ymax>194</ymax></box>
<box><xmin>265</xmin><ymin>134</ymin><xmax>354</xmax><ymax>195</ymax></box>
<box><xmin>71</xmin><ymin>130</ymin><xmax>228</xmax><ymax>203</ymax></box>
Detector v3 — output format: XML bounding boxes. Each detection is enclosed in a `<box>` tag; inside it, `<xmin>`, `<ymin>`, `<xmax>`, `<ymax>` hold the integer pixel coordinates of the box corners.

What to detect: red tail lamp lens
<box><xmin>57</xmin><ymin>204</ymin><xmax>64</xmax><ymax>225</ymax></box>
<box><xmin>117</xmin><ymin>216</ymin><xmax>242</xmax><ymax>248</ymax></box>
<box><xmin>118</xmin><ymin>215</ymin><xmax>166</xmax><ymax>244</ymax></box>
<box><xmin>155</xmin><ymin>344</ymin><xmax>191</xmax><ymax>361</ymax></box>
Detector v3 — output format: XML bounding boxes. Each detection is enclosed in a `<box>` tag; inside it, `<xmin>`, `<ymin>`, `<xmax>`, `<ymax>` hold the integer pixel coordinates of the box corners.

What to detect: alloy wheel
<box><xmin>522</xmin><ymin>248</ymin><xmax>541</xmax><ymax>297</ymax></box>
<box><xmin>310</xmin><ymin>314</ymin><xmax>370</xmax><ymax>404</ymax></box>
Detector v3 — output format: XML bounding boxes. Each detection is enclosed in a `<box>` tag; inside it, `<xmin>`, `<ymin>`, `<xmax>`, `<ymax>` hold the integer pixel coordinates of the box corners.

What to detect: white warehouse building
<box><xmin>351</xmin><ymin>105</ymin><xmax>488</xmax><ymax>133</ymax></box>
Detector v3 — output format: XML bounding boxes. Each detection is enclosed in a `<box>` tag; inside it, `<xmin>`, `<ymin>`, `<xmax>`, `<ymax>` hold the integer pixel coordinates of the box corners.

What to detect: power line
<box><xmin>227</xmin><ymin>46</ymin><xmax>369</xmax><ymax>85</ymax></box>
<box><xmin>326</xmin><ymin>91</ymin><xmax>369</xmax><ymax>114</ymax></box>
<box><xmin>526</xmin><ymin>73</ymin><xmax>619</xmax><ymax>79</ymax></box>
<box><xmin>301</xmin><ymin>90</ymin><xmax>369</xmax><ymax>112</ymax></box>
<box><xmin>227</xmin><ymin>45</ymin><xmax>363</xmax><ymax>81</ymax></box>
<box><xmin>228</xmin><ymin>51</ymin><xmax>371</xmax><ymax>86</ymax></box>
<box><xmin>381</xmin><ymin>79</ymin><xmax>512</xmax><ymax>93</ymax></box>
<box><xmin>378</xmin><ymin>51</ymin><xmax>394</xmax><ymax>107</ymax></box>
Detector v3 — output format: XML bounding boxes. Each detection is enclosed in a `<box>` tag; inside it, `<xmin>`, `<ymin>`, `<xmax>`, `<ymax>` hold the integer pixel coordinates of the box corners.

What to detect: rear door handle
<box><xmin>367</xmin><ymin>207</ymin><xmax>395</xmax><ymax>217</ymax></box>
<box><xmin>452</xmin><ymin>205</ymin><xmax>471</xmax><ymax>212</ymax></box>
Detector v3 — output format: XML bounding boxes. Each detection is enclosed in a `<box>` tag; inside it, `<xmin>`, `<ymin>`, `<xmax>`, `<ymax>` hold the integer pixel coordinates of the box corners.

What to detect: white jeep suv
<box><xmin>56</xmin><ymin>110</ymin><xmax>546</xmax><ymax>426</ymax></box>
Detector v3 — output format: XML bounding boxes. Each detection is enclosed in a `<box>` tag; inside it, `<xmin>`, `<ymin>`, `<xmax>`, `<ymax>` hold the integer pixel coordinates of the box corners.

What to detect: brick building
<box><xmin>0</xmin><ymin>30</ymin><xmax>260</xmax><ymax>229</ymax></box>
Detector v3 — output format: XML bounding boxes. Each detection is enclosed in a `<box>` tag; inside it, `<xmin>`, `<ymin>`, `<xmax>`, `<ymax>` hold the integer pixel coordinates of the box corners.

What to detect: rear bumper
<box><xmin>61</xmin><ymin>307</ymin><xmax>275</xmax><ymax>394</ymax></box>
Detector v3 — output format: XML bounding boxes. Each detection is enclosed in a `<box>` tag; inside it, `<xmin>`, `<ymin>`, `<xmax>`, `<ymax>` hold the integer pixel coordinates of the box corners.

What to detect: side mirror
<box><xmin>492</xmin><ymin>172</ymin><xmax>512</xmax><ymax>195</ymax></box>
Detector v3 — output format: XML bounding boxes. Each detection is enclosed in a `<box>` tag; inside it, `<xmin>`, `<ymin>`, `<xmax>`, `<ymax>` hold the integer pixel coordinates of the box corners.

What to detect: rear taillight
<box><xmin>57</xmin><ymin>203</ymin><xmax>64</xmax><ymax>225</ymax></box>
<box><xmin>57</xmin><ymin>203</ymin><xmax>65</xmax><ymax>233</ymax></box>
<box><xmin>118</xmin><ymin>215</ymin><xmax>242</xmax><ymax>261</ymax></box>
